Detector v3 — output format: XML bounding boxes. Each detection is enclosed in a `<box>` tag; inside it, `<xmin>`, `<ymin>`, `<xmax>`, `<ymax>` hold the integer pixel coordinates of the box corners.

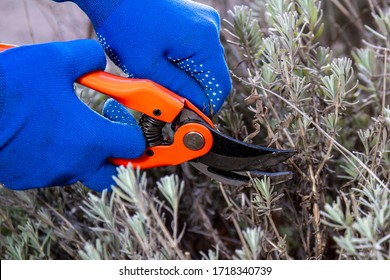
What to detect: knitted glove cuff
<box><xmin>54</xmin><ymin>0</ymin><xmax>124</xmax><ymax>28</ymax></box>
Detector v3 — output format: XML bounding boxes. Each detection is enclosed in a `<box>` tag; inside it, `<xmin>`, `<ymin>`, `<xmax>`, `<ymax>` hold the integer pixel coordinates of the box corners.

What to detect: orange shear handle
<box><xmin>0</xmin><ymin>44</ymin><xmax>214</xmax><ymax>169</ymax></box>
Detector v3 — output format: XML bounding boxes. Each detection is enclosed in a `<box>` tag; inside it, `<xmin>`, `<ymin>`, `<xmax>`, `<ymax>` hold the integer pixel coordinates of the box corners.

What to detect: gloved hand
<box><xmin>54</xmin><ymin>0</ymin><xmax>232</xmax><ymax>114</ymax></box>
<box><xmin>0</xmin><ymin>40</ymin><xmax>145</xmax><ymax>191</ymax></box>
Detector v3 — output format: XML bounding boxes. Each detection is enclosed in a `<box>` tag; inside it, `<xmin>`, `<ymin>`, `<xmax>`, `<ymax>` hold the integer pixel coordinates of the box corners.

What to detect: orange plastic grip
<box><xmin>78</xmin><ymin>71</ymin><xmax>184</xmax><ymax>122</ymax></box>
<box><xmin>0</xmin><ymin>44</ymin><xmax>15</xmax><ymax>51</ymax></box>
<box><xmin>78</xmin><ymin>71</ymin><xmax>214</xmax><ymax>126</ymax></box>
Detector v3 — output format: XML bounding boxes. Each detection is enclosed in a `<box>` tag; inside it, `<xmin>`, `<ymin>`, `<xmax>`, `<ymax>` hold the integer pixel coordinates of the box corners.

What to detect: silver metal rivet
<box><xmin>183</xmin><ymin>132</ymin><xmax>205</xmax><ymax>151</ymax></box>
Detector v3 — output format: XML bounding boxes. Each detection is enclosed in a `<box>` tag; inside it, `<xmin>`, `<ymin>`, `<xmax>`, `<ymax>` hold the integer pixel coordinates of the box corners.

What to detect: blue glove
<box><xmin>54</xmin><ymin>0</ymin><xmax>232</xmax><ymax>114</ymax></box>
<box><xmin>0</xmin><ymin>40</ymin><xmax>146</xmax><ymax>191</ymax></box>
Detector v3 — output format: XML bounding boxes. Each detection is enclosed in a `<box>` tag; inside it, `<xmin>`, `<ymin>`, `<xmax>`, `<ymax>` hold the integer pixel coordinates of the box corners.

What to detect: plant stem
<box><xmin>219</xmin><ymin>184</ymin><xmax>253</xmax><ymax>259</ymax></box>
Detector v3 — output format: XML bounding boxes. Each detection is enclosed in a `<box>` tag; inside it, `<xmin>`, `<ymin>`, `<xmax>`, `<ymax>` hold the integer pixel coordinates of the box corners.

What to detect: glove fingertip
<box><xmin>83</xmin><ymin>164</ymin><xmax>117</xmax><ymax>192</ymax></box>
<box><xmin>103</xmin><ymin>98</ymin><xmax>137</xmax><ymax>126</ymax></box>
<box><xmin>101</xmin><ymin>100</ymin><xmax>146</xmax><ymax>159</ymax></box>
<box><xmin>109</xmin><ymin>122</ymin><xmax>146</xmax><ymax>159</ymax></box>
<box><xmin>182</xmin><ymin>83</ymin><xmax>211</xmax><ymax>115</ymax></box>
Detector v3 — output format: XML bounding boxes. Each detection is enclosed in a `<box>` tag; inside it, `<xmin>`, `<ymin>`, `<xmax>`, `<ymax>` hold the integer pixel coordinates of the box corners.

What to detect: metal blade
<box><xmin>193</xmin><ymin>127</ymin><xmax>295</xmax><ymax>171</ymax></box>
<box><xmin>190</xmin><ymin>162</ymin><xmax>250</xmax><ymax>186</ymax></box>
<box><xmin>190</xmin><ymin>162</ymin><xmax>294</xmax><ymax>186</ymax></box>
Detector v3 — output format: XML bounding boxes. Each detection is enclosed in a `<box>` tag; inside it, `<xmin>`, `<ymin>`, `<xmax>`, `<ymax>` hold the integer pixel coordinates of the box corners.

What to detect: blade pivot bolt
<box><xmin>183</xmin><ymin>132</ymin><xmax>205</xmax><ymax>151</ymax></box>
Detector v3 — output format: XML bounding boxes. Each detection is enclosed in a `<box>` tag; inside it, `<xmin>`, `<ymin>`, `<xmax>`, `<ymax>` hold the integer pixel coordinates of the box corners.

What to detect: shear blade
<box><xmin>194</xmin><ymin>127</ymin><xmax>295</xmax><ymax>171</ymax></box>
<box><xmin>190</xmin><ymin>162</ymin><xmax>250</xmax><ymax>186</ymax></box>
<box><xmin>190</xmin><ymin>162</ymin><xmax>293</xmax><ymax>186</ymax></box>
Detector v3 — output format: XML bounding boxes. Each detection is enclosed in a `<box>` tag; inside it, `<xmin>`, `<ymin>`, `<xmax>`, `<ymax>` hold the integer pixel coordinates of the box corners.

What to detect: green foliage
<box><xmin>1</xmin><ymin>0</ymin><xmax>389</xmax><ymax>260</ymax></box>
<box><xmin>322</xmin><ymin>182</ymin><xmax>390</xmax><ymax>259</ymax></box>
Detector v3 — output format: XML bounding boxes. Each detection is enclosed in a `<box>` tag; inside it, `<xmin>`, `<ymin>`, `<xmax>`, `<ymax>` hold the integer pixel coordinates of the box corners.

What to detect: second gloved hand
<box><xmin>54</xmin><ymin>0</ymin><xmax>232</xmax><ymax>115</ymax></box>
<box><xmin>0</xmin><ymin>40</ymin><xmax>145</xmax><ymax>191</ymax></box>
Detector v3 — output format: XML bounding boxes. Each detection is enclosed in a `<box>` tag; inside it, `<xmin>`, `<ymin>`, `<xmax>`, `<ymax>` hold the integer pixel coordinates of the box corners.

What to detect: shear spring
<box><xmin>139</xmin><ymin>114</ymin><xmax>166</xmax><ymax>147</ymax></box>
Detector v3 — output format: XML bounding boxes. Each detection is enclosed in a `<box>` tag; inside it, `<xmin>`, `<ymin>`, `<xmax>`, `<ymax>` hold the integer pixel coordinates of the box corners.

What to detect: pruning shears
<box><xmin>0</xmin><ymin>43</ymin><xmax>295</xmax><ymax>186</ymax></box>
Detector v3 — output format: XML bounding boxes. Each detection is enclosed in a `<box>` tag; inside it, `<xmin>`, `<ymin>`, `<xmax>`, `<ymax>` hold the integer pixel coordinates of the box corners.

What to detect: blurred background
<box><xmin>0</xmin><ymin>0</ymin><xmax>89</xmax><ymax>44</ymax></box>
